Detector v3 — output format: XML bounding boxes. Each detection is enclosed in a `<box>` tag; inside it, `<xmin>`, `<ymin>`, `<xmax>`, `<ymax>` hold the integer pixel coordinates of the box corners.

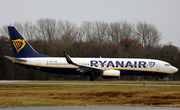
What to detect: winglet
<box><xmin>63</xmin><ymin>52</ymin><xmax>77</xmax><ymax>65</ymax></box>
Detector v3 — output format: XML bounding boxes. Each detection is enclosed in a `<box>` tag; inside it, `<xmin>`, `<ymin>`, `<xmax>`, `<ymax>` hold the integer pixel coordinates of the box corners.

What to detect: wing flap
<box><xmin>78</xmin><ymin>65</ymin><xmax>103</xmax><ymax>73</ymax></box>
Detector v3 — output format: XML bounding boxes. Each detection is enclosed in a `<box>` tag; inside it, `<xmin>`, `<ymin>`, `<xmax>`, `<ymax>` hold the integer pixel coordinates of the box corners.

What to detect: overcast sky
<box><xmin>0</xmin><ymin>0</ymin><xmax>180</xmax><ymax>47</ymax></box>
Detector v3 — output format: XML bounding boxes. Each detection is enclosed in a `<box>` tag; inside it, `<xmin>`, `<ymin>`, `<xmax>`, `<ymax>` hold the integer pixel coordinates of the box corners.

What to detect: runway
<box><xmin>1</xmin><ymin>107</ymin><xmax>180</xmax><ymax>110</ymax></box>
<box><xmin>0</xmin><ymin>80</ymin><xmax>28</xmax><ymax>83</ymax></box>
<box><xmin>21</xmin><ymin>83</ymin><xmax>180</xmax><ymax>86</ymax></box>
<box><xmin>0</xmin><ymin>80</ymin><xmax>180</xmax><ymax>86</ymax></box>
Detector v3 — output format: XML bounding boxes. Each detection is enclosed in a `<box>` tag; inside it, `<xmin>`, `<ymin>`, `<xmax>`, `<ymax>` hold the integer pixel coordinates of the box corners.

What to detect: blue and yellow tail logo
<box><xmin>11</xmin><ymin>39</ymin><xmax>26</xmax><ymax>53</ymax></box>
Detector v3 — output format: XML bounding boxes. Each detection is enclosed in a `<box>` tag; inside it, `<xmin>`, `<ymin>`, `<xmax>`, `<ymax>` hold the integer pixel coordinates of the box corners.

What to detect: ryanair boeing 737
<box><xmin>4</xmin><ymin>26</ymin><xmax>178</xmax><ymax>81</ymax></box>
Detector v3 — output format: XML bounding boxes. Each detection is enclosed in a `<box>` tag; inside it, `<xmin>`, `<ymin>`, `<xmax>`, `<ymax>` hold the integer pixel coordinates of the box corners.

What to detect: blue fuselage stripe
<box><xmin>14</xmin><ymin>62</ymin><xmax>170</xmax><ymax>76</ymax></box>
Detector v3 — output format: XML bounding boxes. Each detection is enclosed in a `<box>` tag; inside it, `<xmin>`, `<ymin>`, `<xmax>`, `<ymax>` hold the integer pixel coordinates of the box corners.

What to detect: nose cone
<box><xmin>171</xmin><ymin>66</ymin><xmax>178</xmax><ymax>74</ymax></box>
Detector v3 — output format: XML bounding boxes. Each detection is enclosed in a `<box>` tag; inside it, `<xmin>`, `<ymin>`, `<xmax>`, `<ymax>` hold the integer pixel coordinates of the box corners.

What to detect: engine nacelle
<box><xmin>102</xmin><ymin>70</ymin><xmax>120</xmax><ymax>79</ymax></box>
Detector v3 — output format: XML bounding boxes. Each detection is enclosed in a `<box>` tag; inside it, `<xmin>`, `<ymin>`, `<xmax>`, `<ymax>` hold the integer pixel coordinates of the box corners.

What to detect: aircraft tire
<box><xmin>89</xmin><ymin>76</ymin><xmax>94</xmax><ymax>81</ymax></box>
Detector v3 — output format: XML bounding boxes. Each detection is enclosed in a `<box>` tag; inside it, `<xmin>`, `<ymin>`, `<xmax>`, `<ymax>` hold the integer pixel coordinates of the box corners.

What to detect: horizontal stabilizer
<box><xmin>4</xmin><ymin>55</ymin><xmax>26</xmax><ymax>62</ymax></box>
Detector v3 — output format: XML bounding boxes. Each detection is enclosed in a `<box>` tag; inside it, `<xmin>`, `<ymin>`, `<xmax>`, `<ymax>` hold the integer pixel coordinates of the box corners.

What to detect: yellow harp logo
<box><xmin>11</xmin><ymin>39</ymin><xmax>26</xmax><ymax>53</ymax></box>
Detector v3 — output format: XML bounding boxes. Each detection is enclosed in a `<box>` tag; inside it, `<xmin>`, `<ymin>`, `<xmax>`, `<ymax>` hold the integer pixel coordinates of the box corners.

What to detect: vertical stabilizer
<box><xmin>8</xmin><ymin>26</ymin><xmax>49</xmax><ymax>58</ymax></box>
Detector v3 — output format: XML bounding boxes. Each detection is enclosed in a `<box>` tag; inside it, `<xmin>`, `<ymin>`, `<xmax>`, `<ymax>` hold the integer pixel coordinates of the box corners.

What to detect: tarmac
<box><xmin>0</xmin><ymin>80</ymin><xmax>180</xmax><ymax>86</ymax></box>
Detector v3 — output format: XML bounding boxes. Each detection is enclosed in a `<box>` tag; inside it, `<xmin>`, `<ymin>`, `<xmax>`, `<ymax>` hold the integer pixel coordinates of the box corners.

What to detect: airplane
<box><xmin>4</xmin><ymin>26</ymin><xmax>178</xmax><ymax>81</ymax></box>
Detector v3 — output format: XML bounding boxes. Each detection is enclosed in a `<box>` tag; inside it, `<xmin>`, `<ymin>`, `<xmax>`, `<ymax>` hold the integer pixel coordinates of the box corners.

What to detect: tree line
<box><xmin>0</xmin><ymin>18</ymin><xmax>179</xmax><ymax>81</ymax></box>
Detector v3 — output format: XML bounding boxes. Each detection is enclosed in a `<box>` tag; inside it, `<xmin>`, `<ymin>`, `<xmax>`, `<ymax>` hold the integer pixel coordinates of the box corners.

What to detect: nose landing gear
<box><xmin>159</xmin><ymin>75</ymin><xmax>168</xmax><ymax>81</ymax></box>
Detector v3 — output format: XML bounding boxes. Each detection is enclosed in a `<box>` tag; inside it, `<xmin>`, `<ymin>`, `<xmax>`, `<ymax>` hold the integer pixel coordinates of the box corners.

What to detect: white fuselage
<box><xmin>13</xmin><ymin>57</ymin><xmax>178</xmax><ymax>76</ymax></box>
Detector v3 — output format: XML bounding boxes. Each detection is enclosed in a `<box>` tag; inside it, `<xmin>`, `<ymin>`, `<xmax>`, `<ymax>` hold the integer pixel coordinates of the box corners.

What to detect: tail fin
<box><xmin>8</xmin><ymin>26</ymin><xmax>49</xmax><ymax>58</ymax></box>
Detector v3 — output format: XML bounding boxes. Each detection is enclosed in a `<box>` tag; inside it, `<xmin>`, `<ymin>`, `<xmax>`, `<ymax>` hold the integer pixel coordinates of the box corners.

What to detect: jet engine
<box><xmin>102</xmin><ymin>70</ymin><xmax>120</xmax><ymax>79</ymax></box>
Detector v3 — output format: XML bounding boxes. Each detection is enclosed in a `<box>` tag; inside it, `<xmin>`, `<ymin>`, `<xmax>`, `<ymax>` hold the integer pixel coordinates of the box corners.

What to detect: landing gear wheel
<box><xmin>89</xmin><ymin>76</ymin><xmax>94</xmax><ymax>81</ymax></box>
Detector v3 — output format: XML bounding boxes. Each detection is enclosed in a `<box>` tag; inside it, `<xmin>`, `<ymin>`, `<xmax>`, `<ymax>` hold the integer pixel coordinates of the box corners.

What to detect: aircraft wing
<box><xmin>64</xmin><ymin>52</ymin><xmax>103</xmax><ymax>73</ymax></box>
<box><xmin>78</xmin><ymin>65</ymin><xmax>103</xmax><ymax>73</ymax></box>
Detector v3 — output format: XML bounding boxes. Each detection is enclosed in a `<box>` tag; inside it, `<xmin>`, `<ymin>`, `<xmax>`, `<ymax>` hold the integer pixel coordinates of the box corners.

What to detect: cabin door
<box><xmin>37</xmin><ymin>60</ymin><xmax>41</xmax><ymax>69</ymax></box>
<box><xmin>156</xmin><ymin>63</ymin><xmax>160</xmax><ymax>70</ymax></box>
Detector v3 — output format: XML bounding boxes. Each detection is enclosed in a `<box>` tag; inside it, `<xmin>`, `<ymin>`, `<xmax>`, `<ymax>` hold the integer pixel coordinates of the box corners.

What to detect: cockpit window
<box><xmin>165</xmin><ymin>64</ymin><xmax>170</xmax><ymax>66</ymax></box>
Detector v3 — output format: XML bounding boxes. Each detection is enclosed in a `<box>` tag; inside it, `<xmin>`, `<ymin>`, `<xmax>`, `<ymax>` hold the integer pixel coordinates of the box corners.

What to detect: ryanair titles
<box><xmin>90</xmin><ymin>60</ymin><xmax>155</xmax><ymax>68</ymax></box>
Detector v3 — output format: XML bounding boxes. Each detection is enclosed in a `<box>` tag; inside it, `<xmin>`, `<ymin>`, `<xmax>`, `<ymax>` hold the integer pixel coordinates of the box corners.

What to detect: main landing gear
<box><xmin>89</xmin><ymin>76</ymin><xmax>94</xmax><ymax>81</ymax></box>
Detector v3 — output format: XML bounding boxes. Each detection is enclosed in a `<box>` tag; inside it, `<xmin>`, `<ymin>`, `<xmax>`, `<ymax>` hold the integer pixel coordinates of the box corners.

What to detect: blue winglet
<box><xmin>63</xmin><ymin>52</ymin><xmax>76</xmax><ymax>65</ymax></box>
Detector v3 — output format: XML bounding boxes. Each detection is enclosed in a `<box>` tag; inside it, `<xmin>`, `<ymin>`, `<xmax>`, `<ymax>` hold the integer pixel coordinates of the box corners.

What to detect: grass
<box><xmin>0</xmin><ymin>82</ymin><xmax>180</xmax><ymax>107</ymax></box>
